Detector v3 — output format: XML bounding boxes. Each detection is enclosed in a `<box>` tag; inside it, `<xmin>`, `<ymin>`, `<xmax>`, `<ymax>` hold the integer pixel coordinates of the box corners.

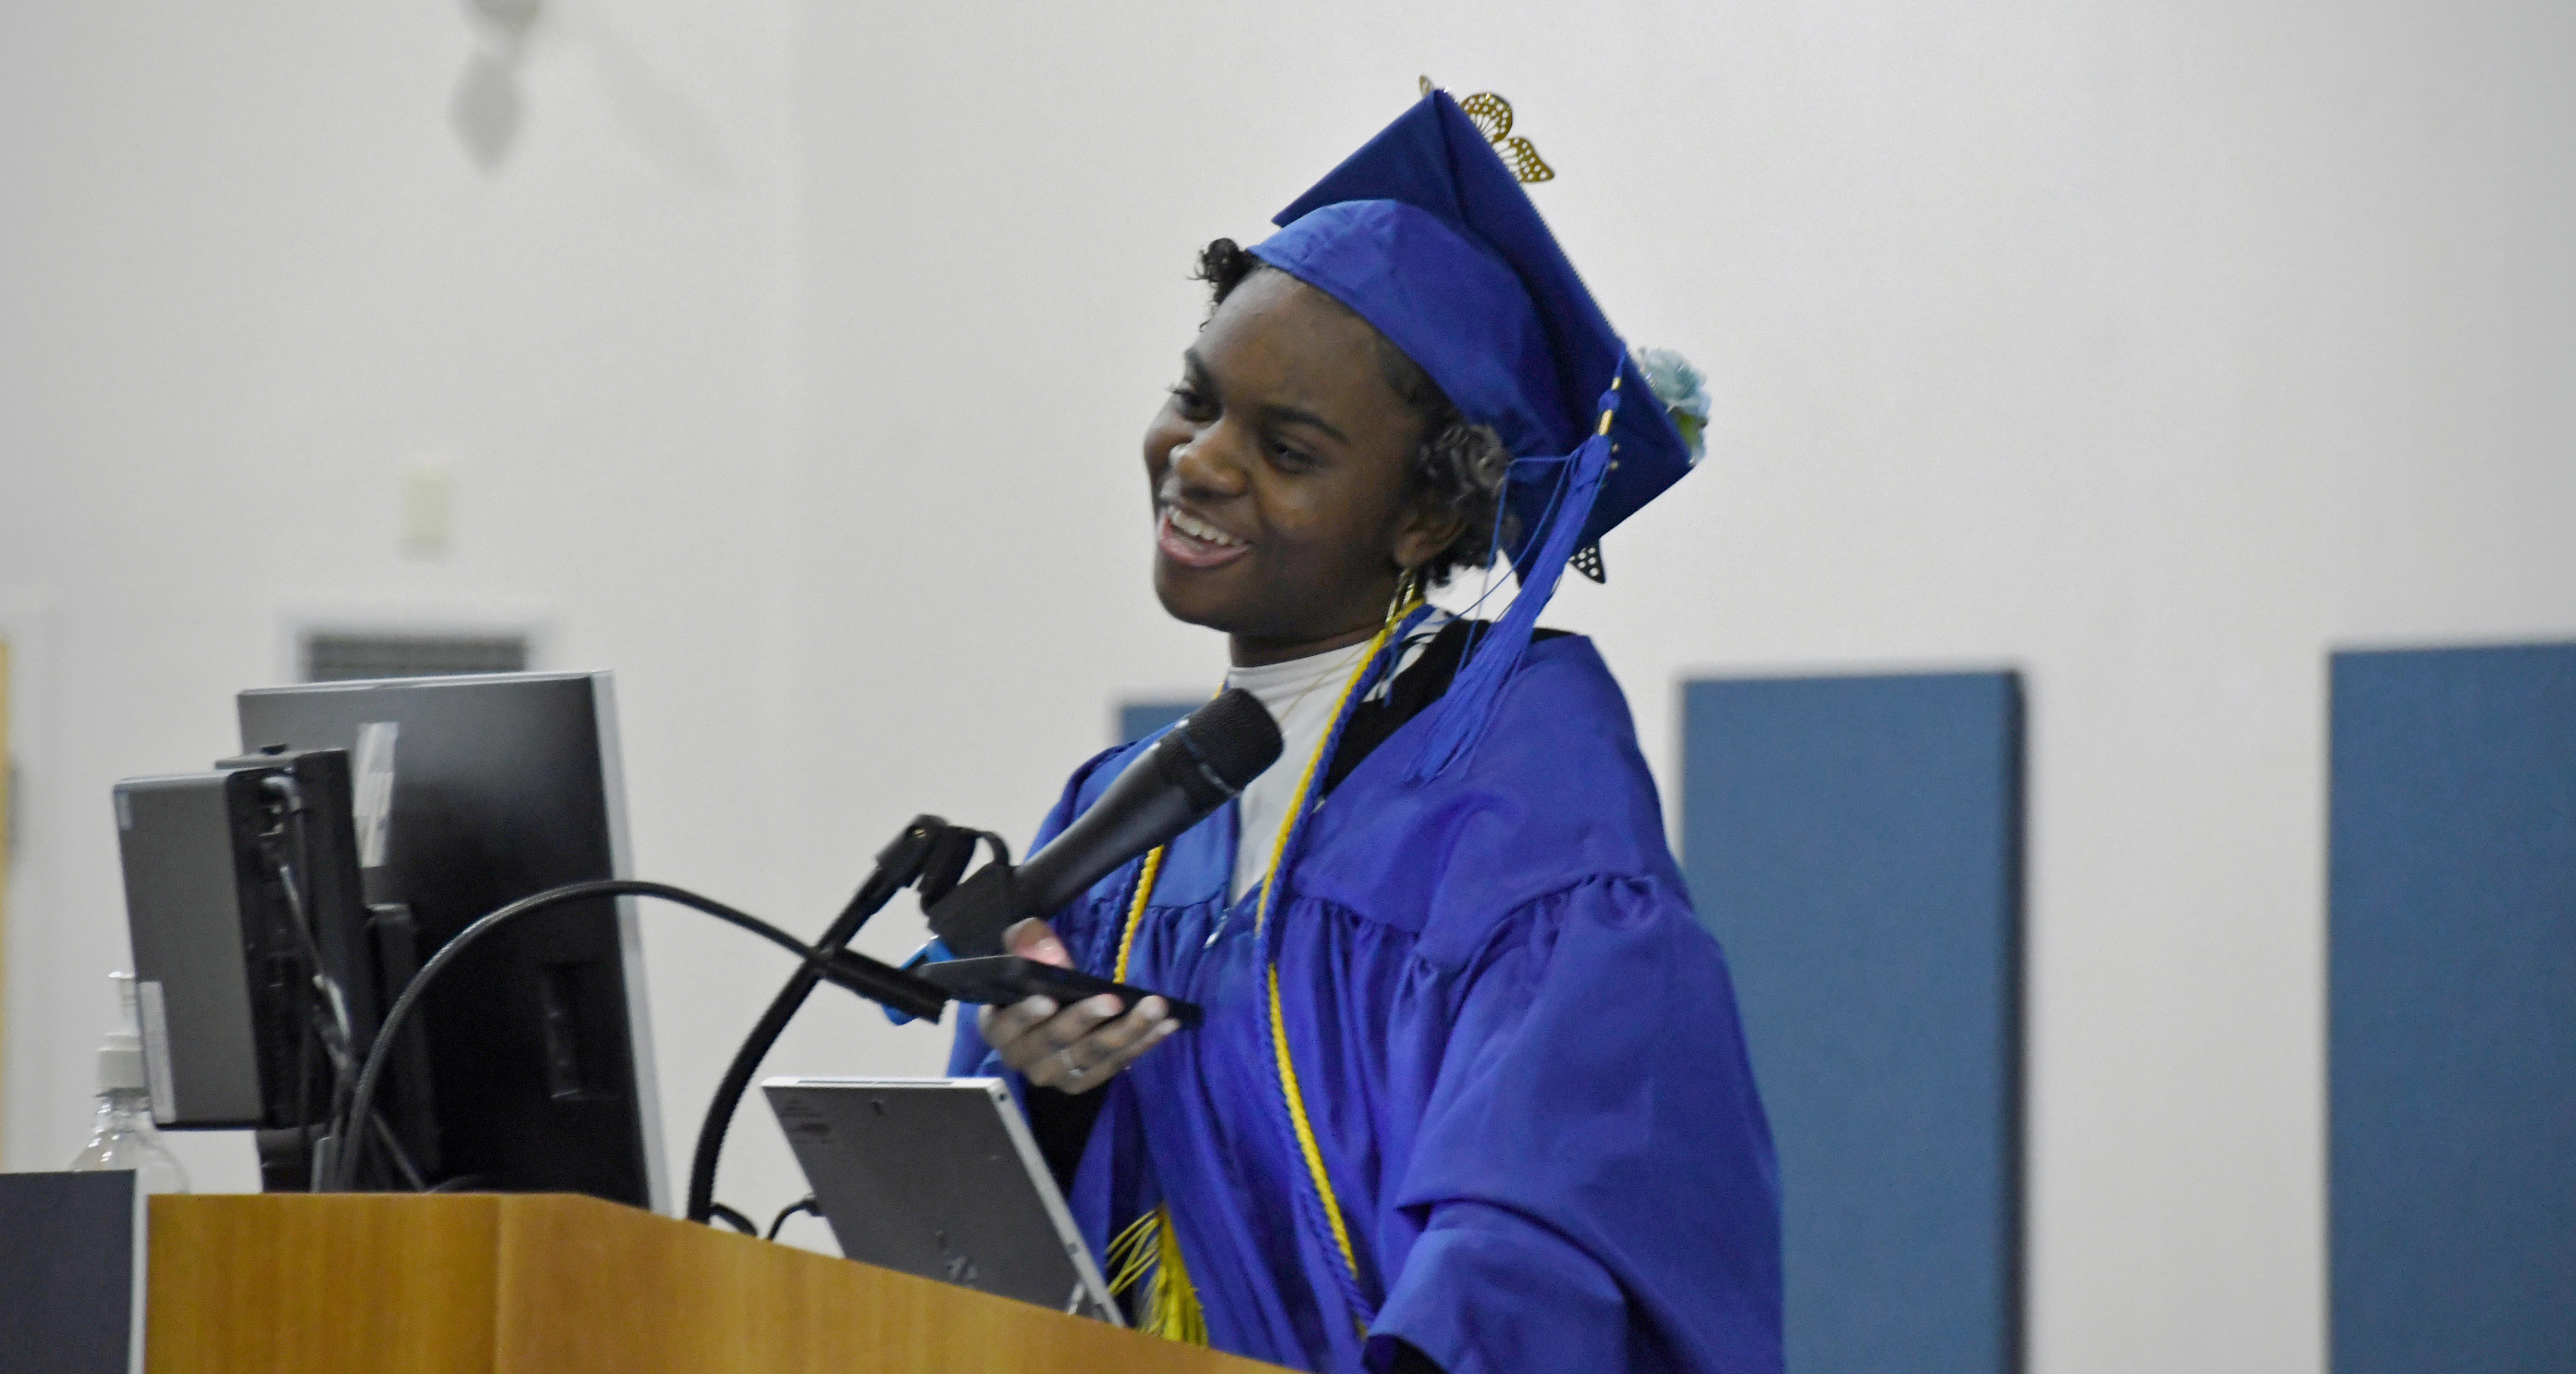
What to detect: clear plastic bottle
<box><xmin>68</xmin><ymin>972</ymin><xmax>191</xmax><ymax>1195</ymax></box>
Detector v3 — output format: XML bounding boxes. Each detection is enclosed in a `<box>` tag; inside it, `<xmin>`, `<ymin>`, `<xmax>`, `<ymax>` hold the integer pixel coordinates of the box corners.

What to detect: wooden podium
<box><xmin>145</xmin><ymin>1194</ymin><xmax>1282</xmax><ymax>1374</ymax></box>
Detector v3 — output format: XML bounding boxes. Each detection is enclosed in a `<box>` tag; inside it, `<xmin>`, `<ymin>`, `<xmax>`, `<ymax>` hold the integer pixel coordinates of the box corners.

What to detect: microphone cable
<box><xmin>328</xmin><ymin>878</ymin><xmax>947</xmax><ymax>1195</ymax></box>
<box><xmin>765</xmin><ymin>1195</ymin><xmax>821</xmax><ymax>1241</ymax></box>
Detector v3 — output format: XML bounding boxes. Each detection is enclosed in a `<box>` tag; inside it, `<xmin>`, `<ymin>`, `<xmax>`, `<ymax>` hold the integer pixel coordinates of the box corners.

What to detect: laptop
<box><xmin>762</xmin><ymin>1076</ymin><xmax>1121</xmax><ymax>1323</ymax></box>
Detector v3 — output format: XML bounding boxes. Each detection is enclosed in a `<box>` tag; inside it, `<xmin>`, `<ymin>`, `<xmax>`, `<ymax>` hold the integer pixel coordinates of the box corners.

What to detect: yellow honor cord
<box><xmin>1113</xmin><ymin>845</ymin><xmax>1165</xmax><ymax>983</ymax></box>
<box><xmin>1105</xmin><ymin>598</ymin><xmax>1423</xmax><ymax>1341</ymax></box>
<box><xmin>1252</xmin><ymin>606</ymin><xmax>1411</xmax><ymax>1294</ymax></box>
<box><xmin>1272</xmin><ymin>961</ymin><xmax>1362</xmax><ymax>1278</ymax></box>
<box><xmin>1253</xmin><ymin>606</ymin><xmax>1414</xmax><ymax>937</ymax></box>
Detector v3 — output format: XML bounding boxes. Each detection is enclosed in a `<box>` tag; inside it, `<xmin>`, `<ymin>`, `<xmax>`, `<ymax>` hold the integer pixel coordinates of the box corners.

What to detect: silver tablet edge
<box><xmin>762</xmin><ymin>1075</ymin><xmax>1124</xmax><ymax>1326</ymax></box>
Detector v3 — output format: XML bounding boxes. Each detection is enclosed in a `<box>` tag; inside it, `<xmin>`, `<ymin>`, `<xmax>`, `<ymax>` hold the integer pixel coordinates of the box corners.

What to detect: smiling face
<box><xmin>1144</xmin><ymin>270</ymin><xmax>1463</xmax><ymax>666</ymax></box>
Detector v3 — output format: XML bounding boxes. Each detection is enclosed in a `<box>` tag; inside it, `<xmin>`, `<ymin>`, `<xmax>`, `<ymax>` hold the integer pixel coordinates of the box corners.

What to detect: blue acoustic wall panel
<box><xmin>1682</xmin><ymin>672</ymin><xmax>2024</xmax><ymax>1374</ymax></box>
<box><xmin>1119</xmin><ymin>699</ymin><xmax>1197</xmax><ymax>746</ymax></box>
<box><xmin>2330</xmin><ymin>643</ymin><xmax>2576</xmax><ymax>1373</ymax></box>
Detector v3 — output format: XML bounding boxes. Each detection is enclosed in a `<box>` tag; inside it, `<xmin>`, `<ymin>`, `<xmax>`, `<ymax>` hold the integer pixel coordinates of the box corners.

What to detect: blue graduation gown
<box><xmin>949</xmin><ymin>636</ymin><xmax>1782</xmax><ymax>1373</ymax></box>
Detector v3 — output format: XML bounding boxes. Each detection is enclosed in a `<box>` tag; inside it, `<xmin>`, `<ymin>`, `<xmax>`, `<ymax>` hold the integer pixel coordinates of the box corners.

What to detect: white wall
<box><xmin>5</xmin><ymin>2</ymin><xmax>2571</xmax><ymax>1369</ymax></box>
<box><xmin>0</xmin><ymin>0</ymin><xmax>811</xmax><ymax>1207</ymax></box>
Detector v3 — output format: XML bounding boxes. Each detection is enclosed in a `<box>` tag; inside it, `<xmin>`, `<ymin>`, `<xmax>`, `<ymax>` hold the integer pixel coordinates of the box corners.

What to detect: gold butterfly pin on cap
<box><xmin>1419</xmin><ymin>76</ymin><xmax>1555</xmax><ymax>184</ymax></box>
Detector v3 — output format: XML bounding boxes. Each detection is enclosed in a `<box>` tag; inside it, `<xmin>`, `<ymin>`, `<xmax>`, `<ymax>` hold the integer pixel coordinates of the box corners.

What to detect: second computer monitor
<box><xmin>236</xmin><ymin>671</ymin><xmax>667</xmax><ymax>1212</ymax></box>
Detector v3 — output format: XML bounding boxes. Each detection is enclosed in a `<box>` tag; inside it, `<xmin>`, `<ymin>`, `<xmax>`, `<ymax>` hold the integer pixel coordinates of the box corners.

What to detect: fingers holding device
<box><xmin>950</xmin><ymin>920</ymin><xmax>1195</xmax><ymax>1095</ymax></box>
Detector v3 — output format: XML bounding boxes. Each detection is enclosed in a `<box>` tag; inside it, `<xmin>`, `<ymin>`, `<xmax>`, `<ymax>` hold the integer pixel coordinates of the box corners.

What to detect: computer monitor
<box><xmin>232</xmin><ymin>671</ymin><xmax>667</xmax><ymax>1211</ymax></box>
<box><xmin>116</xmin><ymin>745</ymin><xmax>399</xmax><ymax>1187</ymax></box>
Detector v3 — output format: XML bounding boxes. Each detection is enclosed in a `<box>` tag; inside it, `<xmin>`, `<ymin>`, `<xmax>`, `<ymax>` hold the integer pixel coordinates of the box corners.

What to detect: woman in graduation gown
<box><xmin>947</xmin><ymin>91</ymin><xmax>1782</xmax><ymax>1374</ymax></box>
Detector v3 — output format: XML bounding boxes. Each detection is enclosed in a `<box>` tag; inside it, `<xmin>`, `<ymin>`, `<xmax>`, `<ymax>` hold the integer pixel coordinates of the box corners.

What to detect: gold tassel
<box><xmin>1106</xmin><ymin>1203</ymin><xmax>1208</xmax><ymax>1344</ymax></box>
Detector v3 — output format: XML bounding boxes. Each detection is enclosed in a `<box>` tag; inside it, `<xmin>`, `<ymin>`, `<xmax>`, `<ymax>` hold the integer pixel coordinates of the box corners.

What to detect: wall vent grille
<box><xmin>302</xmin><ymin>632</ymin><xmax>529</xmax><ymax>683</ymax></box>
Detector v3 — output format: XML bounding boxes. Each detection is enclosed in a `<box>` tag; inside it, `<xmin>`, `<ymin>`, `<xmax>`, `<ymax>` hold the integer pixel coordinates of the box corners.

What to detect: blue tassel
<box><xmin>1407</xmin><ymin>381</ymin><xmax>1621</xmax><ymax>781</ymax></box>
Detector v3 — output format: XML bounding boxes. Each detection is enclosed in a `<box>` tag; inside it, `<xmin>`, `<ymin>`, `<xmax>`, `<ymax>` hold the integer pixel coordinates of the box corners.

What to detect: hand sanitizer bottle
<box><xmin>68</xmin><ymin>972</ymin><xmax>191</xmax><ymax>1195</ymax></box>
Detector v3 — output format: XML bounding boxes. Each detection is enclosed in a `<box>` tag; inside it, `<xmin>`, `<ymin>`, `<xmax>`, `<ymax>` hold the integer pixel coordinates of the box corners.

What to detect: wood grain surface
<box><xmin>147</xmin><ymin>1193</ymin><xmax>1285</xmax><ymax>1374</ymax></box>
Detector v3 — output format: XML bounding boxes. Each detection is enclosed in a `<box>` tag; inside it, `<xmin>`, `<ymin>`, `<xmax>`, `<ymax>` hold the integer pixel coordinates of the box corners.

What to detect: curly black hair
<box><xmin>1193</xmin><ymin>239</ymin><xmax>1514</xmax><ymax>587</ymax></box>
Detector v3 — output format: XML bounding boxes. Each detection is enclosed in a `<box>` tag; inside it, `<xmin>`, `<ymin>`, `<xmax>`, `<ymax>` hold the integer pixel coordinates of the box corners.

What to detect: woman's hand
<box><xmin>977</xmin><ymin>918</ymin><xmax>1179</xmax><ymax>1095</ymax></box>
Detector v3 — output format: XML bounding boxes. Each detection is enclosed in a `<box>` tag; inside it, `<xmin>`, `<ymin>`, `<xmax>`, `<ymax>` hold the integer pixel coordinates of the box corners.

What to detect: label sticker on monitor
<box><xmin>352</xmin><ymin>721</ymin><xmax>399</xmax><ymax>869</ymax></box>
<box><xmin>138</xmin><ymin>980</ymin><xmax>177</xmax><ymax>1123</ymax></box>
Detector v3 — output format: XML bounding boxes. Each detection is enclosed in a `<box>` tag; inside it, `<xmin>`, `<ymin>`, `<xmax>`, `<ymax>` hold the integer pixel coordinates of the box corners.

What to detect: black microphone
<box><xmin>926</xmin><ymin>688</ymin><xmax>1282</xmax><ymax>957</ymax></box>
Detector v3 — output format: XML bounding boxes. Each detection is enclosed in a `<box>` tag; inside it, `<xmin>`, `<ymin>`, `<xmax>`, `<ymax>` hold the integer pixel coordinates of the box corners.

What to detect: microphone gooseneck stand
<box><xmin>683</xmin><ymin>816</ymin><xmax>998</xmax><ymax>1226</ymax></box>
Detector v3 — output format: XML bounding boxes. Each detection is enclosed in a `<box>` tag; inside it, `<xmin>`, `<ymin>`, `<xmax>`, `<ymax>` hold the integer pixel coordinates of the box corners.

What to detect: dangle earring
<box><xmin>1385</xmin><ymin>567</ymin><xmax>1422</xmax><ymax>625</ymax></box>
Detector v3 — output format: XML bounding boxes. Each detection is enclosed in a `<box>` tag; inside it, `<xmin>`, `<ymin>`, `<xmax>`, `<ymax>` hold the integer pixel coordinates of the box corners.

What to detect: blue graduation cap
<box><xmin>1248</xmin><ymin>88</ymin><xmax>1700</xmax><ymax>777</ymax></box>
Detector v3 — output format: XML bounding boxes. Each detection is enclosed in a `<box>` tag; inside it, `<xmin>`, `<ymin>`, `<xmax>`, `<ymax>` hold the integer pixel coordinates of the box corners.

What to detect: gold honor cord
<box><xmin>1112</xmin><ymin>846</ymin><xmax>1165</xmax><ymax>984</ymax></box>
<box><xmin>1105</xmin><ymin>597</ymin><xmax>1422</xmax><ymax>1343</ymax></box>
<box><xmin>1246</xmin><ymin>607</ymin><xmax>1411</xmax><ymax>1306</ymax></box>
